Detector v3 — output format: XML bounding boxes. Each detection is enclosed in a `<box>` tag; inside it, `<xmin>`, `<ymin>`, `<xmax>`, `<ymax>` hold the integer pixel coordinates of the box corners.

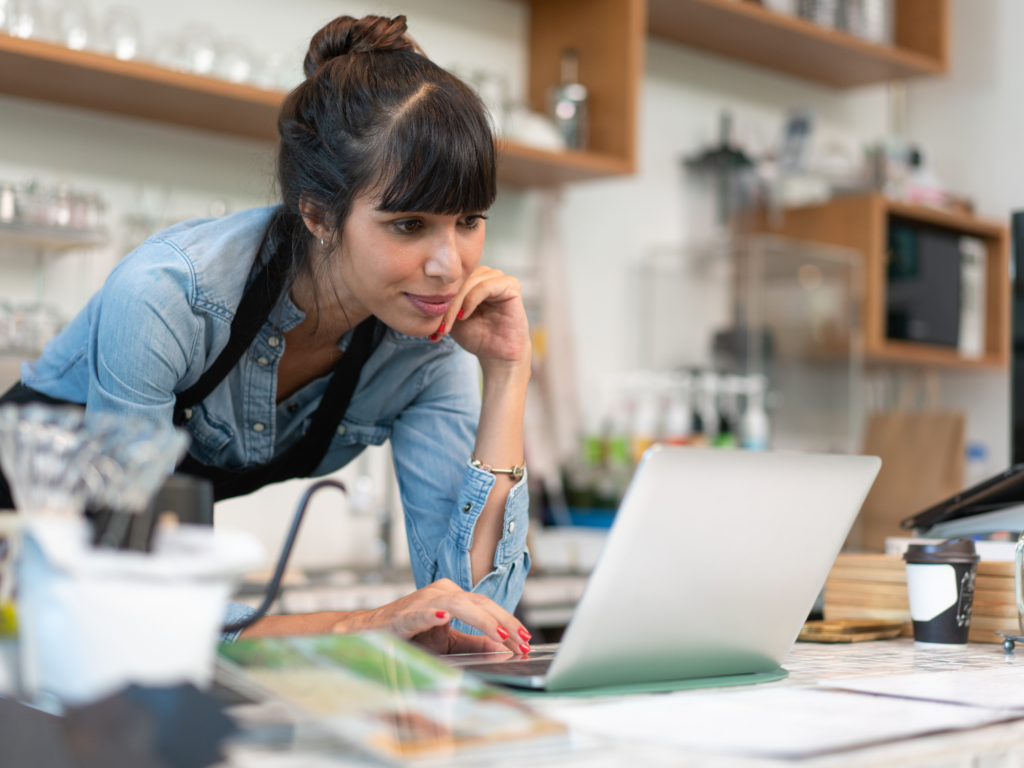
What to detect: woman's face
<box><xmin>325</xmin><ymin>195</ymin><xmax>487</xmax><ymax>336</ymax></box>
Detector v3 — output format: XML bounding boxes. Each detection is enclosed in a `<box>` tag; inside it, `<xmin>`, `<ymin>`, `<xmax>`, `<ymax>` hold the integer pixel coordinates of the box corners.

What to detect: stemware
<box><xmin>100</xmin><ymin>6</ymin><xmax>141</xmax><ymax>61</ymax></box>
<box><xmin>215</xmin><ymin>38</ymin><xmax>253</xmax><ymax>84</ymax></box>
<box><xmin>52</xmin><ymin>0</ymin><xmax>95</xmax><ymax>51</ymax></box>
<box><xmin>179</xmin><ymin>24</ymin><xmax>217</xmax><ymax>75</ymax></box>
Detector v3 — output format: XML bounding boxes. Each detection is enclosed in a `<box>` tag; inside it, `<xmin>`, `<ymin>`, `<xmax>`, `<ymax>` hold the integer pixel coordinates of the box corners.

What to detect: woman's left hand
<box><xmin>436</xmin><ymin>266</ymin><xmax>530</xmax><ymax>372</ymax></box>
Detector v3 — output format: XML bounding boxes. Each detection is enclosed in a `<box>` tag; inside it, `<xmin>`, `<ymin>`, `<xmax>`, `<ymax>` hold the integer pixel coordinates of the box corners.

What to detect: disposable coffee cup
<box><xmin>903</xmin><ymin>538</ymin><xmax>980</xmax><ymax>646</ymax></box>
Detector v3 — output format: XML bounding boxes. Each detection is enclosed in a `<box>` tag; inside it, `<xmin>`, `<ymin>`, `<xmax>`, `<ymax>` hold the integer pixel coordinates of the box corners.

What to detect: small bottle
<box><xmin>663</xmin><ymin>375</ymin><xmax>693</xmax><ymax>446</ymax></box>
<box><xmin>741</xmin><ymin>374</ymin><xmax>771</xmax><ymax>451</ymax></box>
<box><xmin>698</xmin><ymin>372</ymin><xmax>720</xmax><ymax>444</ymax></box>
<box><xmin>630</xmin><ymin>391</ymin><xmax>655</xmax><ymax>462</ymax></box>
<box><xmin>547</xmin><ymin>49</ymin><xmax>589</xmax><ymax>150</ymax></box>
<box><xmin>713</xmin><ymin>376</ymin><xmax>742</xmax><ymax>449</ymax></box>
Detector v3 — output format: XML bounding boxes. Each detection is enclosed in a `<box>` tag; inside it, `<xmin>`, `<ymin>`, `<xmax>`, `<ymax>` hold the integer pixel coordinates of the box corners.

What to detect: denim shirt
<box><xmin>21</xmin><ymin>206</ymin><xmax>530</xmax><ymax>628</ymax></box>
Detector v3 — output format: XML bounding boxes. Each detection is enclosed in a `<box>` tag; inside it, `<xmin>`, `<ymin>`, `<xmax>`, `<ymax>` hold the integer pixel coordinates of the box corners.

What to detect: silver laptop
<box><xmin>445</xmin><ymin>446</ymin><xmax>881</xmax><ymax>692</ymax></box>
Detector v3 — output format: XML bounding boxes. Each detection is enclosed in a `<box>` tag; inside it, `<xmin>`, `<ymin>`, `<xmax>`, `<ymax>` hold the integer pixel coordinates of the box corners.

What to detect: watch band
<box><xmin>470</xmin><ymin>453</ymin><xmax>526</xmax><ymax>481</ymax></box>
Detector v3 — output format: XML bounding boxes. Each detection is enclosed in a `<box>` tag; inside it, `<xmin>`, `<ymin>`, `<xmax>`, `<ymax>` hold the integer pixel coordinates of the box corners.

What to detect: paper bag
<box><xmin>848</xmin><ymin>382</ymin><xmax>964</xmax><ymax>552</ymax></box>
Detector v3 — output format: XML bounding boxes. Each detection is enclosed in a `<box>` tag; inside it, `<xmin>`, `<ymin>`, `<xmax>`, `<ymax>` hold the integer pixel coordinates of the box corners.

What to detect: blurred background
<box><xmin>0</xmin><ymin>0</ymin><xmax>1014</xmax><ymax>639</ymax></box>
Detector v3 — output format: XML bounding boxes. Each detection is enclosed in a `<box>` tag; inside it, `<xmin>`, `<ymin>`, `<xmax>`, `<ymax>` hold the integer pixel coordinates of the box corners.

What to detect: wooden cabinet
<box><xmin>0</xmin><ymin>0</ymin><xmax>644</xmax><ymax>188</ymax></box>
<box><xmin>755</xmin><ymin>194</ymin><xmax>1009</xmax><ymax>369</ymax></box>
<box><xmin>648</xmin><ymin>0</ymin><xmax>948</xmax><ymax>88</ymax></box>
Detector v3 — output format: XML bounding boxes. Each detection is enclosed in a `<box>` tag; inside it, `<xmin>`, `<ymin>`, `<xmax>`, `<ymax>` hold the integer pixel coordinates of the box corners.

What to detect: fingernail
<box><xmin>435</xmin><ymin>611</ymin><xmax>447</xmax><ymax>619</ymax></box>
<box><xmin>457</xmin><ymin>308</ymin><xmax>465</xmax><ymax>319</ymax></box>
<box><xmin>518</xmin><ymin>627</ymin><xmax>532</xmax><ymax>641</ymax></box>
<box><xmin>438</xmin><ymin>321</ymin><xmax>445</xmax><ymax>335</ymax></box>
<box><xmin>429</xmin><ymin>333</ymin><xmax>438</xmax><ymax>342</ymax></box>
<box><xmin>496</xmin><ymin>626</ymin><xmax>510</xmax><ymax>640</ymax></box>
<box><xmin>519</xmin><ymin>643</ymin><xmax>531</xmax><ymax>654</ymax></box>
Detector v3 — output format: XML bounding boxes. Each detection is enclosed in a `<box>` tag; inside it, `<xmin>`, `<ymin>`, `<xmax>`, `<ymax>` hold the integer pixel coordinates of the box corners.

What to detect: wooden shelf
<box><xmin>498</xmin><ymin>142</ymin><xmax>632</xmax><ymax>186</ymax></box>
<box><xmin>0</xmin><ymin>5</ymin><xmax>645</xmax><ymax>188</ymax></box>
<box><xmin>753</xmin><ymin>194</ymin><xmax>1010</xmax><ymax>370</ymax></box>
<box><xmin>0</xmin><ymin>33</ymin><xmax>282</xmax><ymax>140</ymax></box>
<box><xmin>648</xmin><ymin>0</ymin><xmax>947</xmax><ymax>88</ymax></box>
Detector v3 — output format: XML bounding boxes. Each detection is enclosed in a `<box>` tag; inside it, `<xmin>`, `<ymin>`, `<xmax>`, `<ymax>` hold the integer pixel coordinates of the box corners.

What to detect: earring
<box><xmin>320</xmin><ymin>238</ymin><xmax>324</xmax><ymax>246</ymax></box>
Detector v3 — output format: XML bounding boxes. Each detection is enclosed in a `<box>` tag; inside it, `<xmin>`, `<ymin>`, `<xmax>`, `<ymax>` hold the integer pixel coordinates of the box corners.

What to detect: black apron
<box><xmin>0</xmin><ymin>224</ymin><xmax>381</xmax><ymax>505</ymax></box>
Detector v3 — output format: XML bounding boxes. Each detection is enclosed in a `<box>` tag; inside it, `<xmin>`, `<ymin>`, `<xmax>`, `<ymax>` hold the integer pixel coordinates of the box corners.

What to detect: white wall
<box><xmin>904</xmin><ymin>0</ymin><xmax>1018</xmax><ymax>473</ymax></box>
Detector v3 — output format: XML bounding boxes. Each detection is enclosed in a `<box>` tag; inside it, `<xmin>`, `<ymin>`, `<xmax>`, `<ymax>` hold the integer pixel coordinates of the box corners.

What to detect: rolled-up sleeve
<box><xmin>388</xmin><ymin>343</ymin><xmax>530</xmax><ymax>633</ymax></box>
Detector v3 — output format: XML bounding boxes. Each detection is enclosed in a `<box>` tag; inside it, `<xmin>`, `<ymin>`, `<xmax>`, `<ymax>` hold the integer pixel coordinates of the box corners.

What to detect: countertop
<box><xmin>224</xmin><ymin>638</ymin><xmax>1024</xmax><ymax>767</ymax></box>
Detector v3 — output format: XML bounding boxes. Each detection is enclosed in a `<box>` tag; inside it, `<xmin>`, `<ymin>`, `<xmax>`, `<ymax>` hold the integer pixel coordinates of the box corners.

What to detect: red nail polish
<box><xmin>457</xmin><ymin>308</ymin><xmax>465</xmax><ymax>319</ymax></box>
<box><xmin>438</xmin><ymin>321</ymin><xmax>445</xmax><ymax>335</ymax></box>
<box><xmin>518</xmin><ymin>627</ymin><xmax>532</xmax><ymax>641</ymax></box>
<box><xmin>496</xmin><ymin>626</ymin><xmax>510</xmax><ymax>640</ymax></box>
<box><xmin>519</xmin><ymin>644</ymin><xmax>531</xmax><ymax>654</ymax></box>
<box><xmin>429</xmin><ymin>333</ymin><xmax>438</xmax><ymax>342</ymax></box>
<box><xmin>435</xmin><ymin>611</ymin><xmax>447</xmax><ymax>619</ymax></box>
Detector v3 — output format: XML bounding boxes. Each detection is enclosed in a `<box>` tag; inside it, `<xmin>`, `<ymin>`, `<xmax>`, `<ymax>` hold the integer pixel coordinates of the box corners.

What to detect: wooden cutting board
<box><xmin>799</xmin><ymin>619</ymin><xmax>905</xmax><ymax>643</ymax></box>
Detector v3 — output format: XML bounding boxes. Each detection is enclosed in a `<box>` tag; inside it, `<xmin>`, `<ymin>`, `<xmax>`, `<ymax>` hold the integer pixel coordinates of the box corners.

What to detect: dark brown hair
<box><xmin>275</xmin><ymin>14</ymin><xmax>497</xmax><ymax>297</ymax></box>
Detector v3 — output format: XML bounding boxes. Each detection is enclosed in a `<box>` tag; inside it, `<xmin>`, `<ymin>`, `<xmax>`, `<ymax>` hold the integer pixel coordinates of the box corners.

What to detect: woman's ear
<box><xmin>298</xmin><ymin>198</ymin><xmax>328</xmax><ymax>241</ymax></box>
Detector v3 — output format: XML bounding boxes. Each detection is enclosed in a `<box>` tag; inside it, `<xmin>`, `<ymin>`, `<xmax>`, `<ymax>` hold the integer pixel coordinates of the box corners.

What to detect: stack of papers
<box><xmin>826</xmin><ymin>666</ymin><xmax>1024</xmax><ymax>710</ymax></box>
<box><xmin>546</xmin><ymin>687</ymin><xmax>1018</xmax><ymax>759</ymax></box>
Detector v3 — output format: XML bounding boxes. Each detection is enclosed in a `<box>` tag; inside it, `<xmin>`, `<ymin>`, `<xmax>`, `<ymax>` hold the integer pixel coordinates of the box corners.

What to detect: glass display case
<box><xmin>637</xmin><ymin>234</ymin><xmax>865</xmax><ymax>455</ymax></box>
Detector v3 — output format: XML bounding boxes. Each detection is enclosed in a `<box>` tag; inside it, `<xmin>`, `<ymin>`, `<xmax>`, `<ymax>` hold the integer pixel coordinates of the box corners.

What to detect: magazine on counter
<box><xmin>217</xmin><ymin>631</ymin><xmax>567</xmax><ymax>764</ymax></box>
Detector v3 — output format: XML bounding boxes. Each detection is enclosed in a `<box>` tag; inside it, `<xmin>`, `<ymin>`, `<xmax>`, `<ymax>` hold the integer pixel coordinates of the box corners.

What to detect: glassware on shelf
<box><xmin>52</xmin><ymin>0</ymin><xmax>94</xmax><ymax>51</ymax></box>
<box><xmin>0</xmin><ymin>404</ymin><xmax>98</xmax><ymax>517</ymax></box>
<box><xmin>251</xmin><ymin>51</ymin><xmax>284</xmax><ymax>91</ymax></box>
<box><xmin>214</xmin><ymin>38</ymin><xmax>253</xmax><ymax>84</ymax></box>
<box><xmin>546</xmin><ymin>49</ymin><xmax>589</xmax><ymax>150</ymax></box>
<box><xmin>0</xmin><ymin>178</ymin><xmax>107</xmax><ymax>239</ymax></box>
<box><xmin>179</xmin><ymin>23</ymin><xmax>217</xmax><ymax>75</ymax></box>
<box><xmin>100</xmin><ymin>5</ymin><xmax>141</xmax><ymax>61</ymax></box>
<box><xmin>762</xmin><ymin>0</ymin><xmax>797</xmax><ymax>14</ymax></box>
<box><xmin>0</xmin><ymin>185</ymin><xmax>14</xmax><ymax>224</ymax></box>
<box><xmin>3</xmin><ymin>0</ymin><xmax>40</xmax><ymax>39</ymax></box>
<box><xmin>797</xmin><ymin>0</ymin><xmax>839</xmax><ymax>28</ymax></box>
<box><xmin>148</xmin><ymin>33</ymin><xmax>183</xmax><ymax>70</ymax></box>
<box><xmin>45</xmin><ymin>185</ymin><xmax>72</xmax><ymax>228</ymax></box>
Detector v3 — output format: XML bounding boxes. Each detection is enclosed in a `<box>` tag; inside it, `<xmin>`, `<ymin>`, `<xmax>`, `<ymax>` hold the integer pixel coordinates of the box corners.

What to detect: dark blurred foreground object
<box><xmin>0</xmin><ymin>683</ymin><xmax>235</xmax><ymax>768</ymax></box>
<box><xmin>89</xmin><ymin>474</ymin><xmax>214</xmax><ymax>552</ymax></box>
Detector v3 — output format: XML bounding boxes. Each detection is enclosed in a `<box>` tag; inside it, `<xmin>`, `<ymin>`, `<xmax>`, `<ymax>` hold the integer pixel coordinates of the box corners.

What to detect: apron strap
<box><xmin>177</xmin><ymin>315</ymin><xmax>380</xmax><ymax>501</ymax></box>
<box><xmin>173</xmin><ymin>239</ymin><xmax>291</xmax><ymax>426</ymax></box>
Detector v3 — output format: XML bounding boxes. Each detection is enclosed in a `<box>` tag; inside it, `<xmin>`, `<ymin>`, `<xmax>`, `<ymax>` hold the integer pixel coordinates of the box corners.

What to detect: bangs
<box><xmin>372</xmin><ymin>82</ymin><xmax>496</xmax><ymax>216</ymax></box>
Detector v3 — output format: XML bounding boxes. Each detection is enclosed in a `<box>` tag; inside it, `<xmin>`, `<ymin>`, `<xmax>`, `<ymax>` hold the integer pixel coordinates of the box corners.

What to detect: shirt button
<box><xmin>336</xmin><ymin>424</ymin><xmax>346</xmax><ymax>436</ymax></box>
<box><xmin>462</xmin><ymin>502</ymin><xmax>472</xmax><ymax>513</ymax></box>
<box><xmin>267</xmin><ymin>336</ymin><xmax>280</xmax><ymax>348</ymax></box>
<box><xmin>256</xmin><ymin>356</ymin><xmax>269</xmax><ymax>366</ymax></box>
<box><xmin>253</xmin><ymin>422</ymin><xmax>265</xmax><ymax>433</ymax></box>
<box><xmin>508</xmin><ymin>521</ymin><xmax>516</xmax><ymax>533</ymax></box>
<box><xmin>288</xmin><ymin>402</ymin><xmax>298</xmax><ymax>413</ymax></box>
<box><xmin>182</xmin><ymin>408</ymin><xmax>193</xmax><ymax>420</ymax></box>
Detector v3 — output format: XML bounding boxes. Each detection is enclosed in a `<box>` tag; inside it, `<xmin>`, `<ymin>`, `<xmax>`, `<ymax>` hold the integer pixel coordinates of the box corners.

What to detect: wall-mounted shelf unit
<box><xmin>647</xmin><ymin>0</ymin><xmax>947</xmax><ymax>88</ymax></box>
<box><xmin>755</xmin><ymin>193</ymin><xmax>1009</xmax><ymax>370</ymax></box>
<box><xmin>0</xmin><ymin>0</ymin><xmax>644</xmax><ymax>187</ymax></box>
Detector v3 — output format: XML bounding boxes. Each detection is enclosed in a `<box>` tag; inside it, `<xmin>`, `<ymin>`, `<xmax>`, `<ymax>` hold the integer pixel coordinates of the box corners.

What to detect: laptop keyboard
<box><xmin>461</xmin><ymin>658</ymin><xmax>554</xmax><ymax>677</ymax></box>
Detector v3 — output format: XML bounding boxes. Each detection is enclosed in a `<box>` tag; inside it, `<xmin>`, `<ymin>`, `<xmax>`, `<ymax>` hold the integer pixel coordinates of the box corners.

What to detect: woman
<box><xmin>7</xmin><ymin>15</ymin><xmax>533</xmax><ymax>656</ymax></box>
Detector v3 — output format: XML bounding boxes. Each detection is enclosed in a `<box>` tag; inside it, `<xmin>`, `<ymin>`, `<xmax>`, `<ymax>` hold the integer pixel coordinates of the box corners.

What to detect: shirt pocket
<box><xmin>185</xmin><ymin>404</ymin><xmax>235</xmax><ymax>464</ymax></box>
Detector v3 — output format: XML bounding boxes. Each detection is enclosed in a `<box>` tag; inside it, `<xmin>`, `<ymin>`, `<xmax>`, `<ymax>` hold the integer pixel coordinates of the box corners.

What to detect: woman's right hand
<box><xmin>340</xmin><ymin>578</ymin><xmax>532</xmax><ymax>655</ymax></box>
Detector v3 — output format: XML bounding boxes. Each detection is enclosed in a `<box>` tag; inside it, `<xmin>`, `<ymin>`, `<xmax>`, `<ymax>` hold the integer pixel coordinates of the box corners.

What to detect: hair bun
<box><xmin>304</xmin><ymin>15</ymin><xmax>417</xmax><ymax>77</ymax></box>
